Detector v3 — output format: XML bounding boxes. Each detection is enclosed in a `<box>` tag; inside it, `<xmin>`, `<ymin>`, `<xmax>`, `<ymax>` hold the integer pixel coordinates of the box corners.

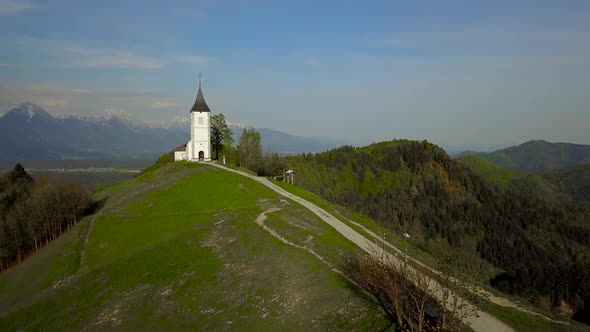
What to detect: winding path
<box><xmin>208</xmin><ymin>163</ymin><xmax>514</xmax><ymax>332</ymax></box>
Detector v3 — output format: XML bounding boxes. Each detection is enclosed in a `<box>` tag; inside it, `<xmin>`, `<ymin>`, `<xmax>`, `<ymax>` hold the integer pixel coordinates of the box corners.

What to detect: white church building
<box><xmin>174</xmin><ymin>76</ymin><xmax>212</xmax><ymax>162</ymax></box>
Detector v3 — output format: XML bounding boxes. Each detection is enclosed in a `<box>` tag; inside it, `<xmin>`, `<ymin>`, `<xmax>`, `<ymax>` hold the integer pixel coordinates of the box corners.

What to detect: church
<box><xmin>174</xmin><ymin>76</ymin><xmax>212</xmax><ymax>162</ymax></box>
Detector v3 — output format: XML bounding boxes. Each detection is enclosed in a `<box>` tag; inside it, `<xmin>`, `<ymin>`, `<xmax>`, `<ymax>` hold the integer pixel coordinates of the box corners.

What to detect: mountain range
<box><xmin>0</xmin><ymin>102</ymin><xmax>345</xmax><ymax>160</ymax></box>
<box><xmin>458</xmin><ymin>139</ymin><xmax>590</xmax><ymax>172</ymax></box>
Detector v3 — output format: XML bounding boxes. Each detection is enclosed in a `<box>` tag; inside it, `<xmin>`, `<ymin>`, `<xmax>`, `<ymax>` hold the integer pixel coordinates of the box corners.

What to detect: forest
<box><xmin>286</xmin><ymin>140</ymin><xmax>590</xmax><ymax>324</ymax></box>
<box><xmin>0</xmin><ymin>164</ymin><xmax>91</xmax><ymax>270</ymax></box>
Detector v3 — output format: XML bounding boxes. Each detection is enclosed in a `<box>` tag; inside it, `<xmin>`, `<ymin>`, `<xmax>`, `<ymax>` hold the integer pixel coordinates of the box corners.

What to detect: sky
<box><xmin>0</xmin><ymin>0</ymin><xmax>589</xmax><ymax>151</ymax></box>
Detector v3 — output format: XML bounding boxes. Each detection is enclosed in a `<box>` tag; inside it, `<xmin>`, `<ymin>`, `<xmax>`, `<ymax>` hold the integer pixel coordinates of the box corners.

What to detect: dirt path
<box><xmin>208</xmin><ymin>163</ymin><xmax>515</xmax><ymax>332</ymax></box>
<box><xmin>253</xmin><ymin>207</ymin><xmax>342</xmax><ymax>275</ymax></box>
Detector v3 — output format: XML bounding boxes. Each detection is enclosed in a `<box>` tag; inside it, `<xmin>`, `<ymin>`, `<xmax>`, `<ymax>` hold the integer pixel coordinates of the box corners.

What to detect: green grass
<box><xmin>0</xmin><ymin>220</ymin><xmax>86</xmax><ymax>312</ymax></box>
<box><xmin>0</xmin><ymin>163</ymin><xmax>390</xmax><ymax>331</ymax></box>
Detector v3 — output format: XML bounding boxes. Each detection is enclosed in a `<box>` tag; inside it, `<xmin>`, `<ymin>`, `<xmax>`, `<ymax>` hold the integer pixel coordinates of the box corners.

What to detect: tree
<box><xmin>210</xmin><ymin>114</ymin><xmax>233</xmax><ymax>160</ymax></box>
<box><xmin>0</xmin><ymin>165</ymin><xmax>90</xmax><ymax>271</ymax></box>
<box><xmin>237</xmin><ymin>128</ymin><xmax>262</xmax><ymax>171</ymax></box>
<box><xmin>9</xmin><ymin>164</ymin><xmax>33</xmax><ymax>184</ymax></box>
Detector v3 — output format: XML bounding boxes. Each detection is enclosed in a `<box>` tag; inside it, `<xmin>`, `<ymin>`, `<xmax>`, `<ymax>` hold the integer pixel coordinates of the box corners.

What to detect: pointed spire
<box><xmin>190</xmin><ymin>73</ymin><xmax>211</xmax><ymax>113</ymax></box>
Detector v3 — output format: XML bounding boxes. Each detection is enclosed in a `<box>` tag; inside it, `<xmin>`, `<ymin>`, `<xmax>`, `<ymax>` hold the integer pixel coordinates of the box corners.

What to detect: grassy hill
<box><xmin>0</xmin><ymin>162</ymin><xmax>387</xmax><ymax>331</ymax></box>
<box><xmin>459</xmin><ymin>140</ymin><xmax>590</xmax><ymax>172</ymax></box>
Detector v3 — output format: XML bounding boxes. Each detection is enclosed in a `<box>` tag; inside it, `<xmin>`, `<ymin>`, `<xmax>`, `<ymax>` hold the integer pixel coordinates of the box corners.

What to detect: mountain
<box><xmin>458</xmin><ymin>140</ymin><xmax>590</xmax><ymax>172</ymax></box>
<box><xmin>0</xmin><ymin>102</ymin><xmax>188</xmax><ymax>160</ymax></box>
<box><xmin>0</xmin><ymin>163</ymin><xmax>388</xmax><ymax>330</ymax></box>
<box><xmin>0</xmin><ymin>102</ymin><xmax>345</xmax><ymax>161</ymax></box>
<box><xmin>285</xmin><ymin>140</ymin><xmax>590</xmax><ymax>324</ymax></box>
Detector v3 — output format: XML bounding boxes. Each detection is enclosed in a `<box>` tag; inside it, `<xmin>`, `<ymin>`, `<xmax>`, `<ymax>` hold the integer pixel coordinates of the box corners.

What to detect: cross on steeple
<box><xmin>199</xmin><ymin>72</ymin><xmax>202</xmax><ymax>89</ymax></box>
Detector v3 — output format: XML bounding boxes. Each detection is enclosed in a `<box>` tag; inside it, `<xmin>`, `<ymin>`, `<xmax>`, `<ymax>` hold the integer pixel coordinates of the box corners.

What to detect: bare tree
<box><xmin>344</xmin><ymin>244</ymin><xmax>481</xmax><ymax>331</ymax></box>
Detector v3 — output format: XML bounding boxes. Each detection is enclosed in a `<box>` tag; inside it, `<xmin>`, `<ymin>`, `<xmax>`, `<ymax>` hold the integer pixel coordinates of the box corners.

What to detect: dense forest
<box><xmin>286</xmin><ymin>140</ymin><xmax>590</xmax><ymax>324</ymax></box>
<box><xmin>0</xmin><ymin>164</ymin><xmax>91</xmax><ymax>270</ymax></box>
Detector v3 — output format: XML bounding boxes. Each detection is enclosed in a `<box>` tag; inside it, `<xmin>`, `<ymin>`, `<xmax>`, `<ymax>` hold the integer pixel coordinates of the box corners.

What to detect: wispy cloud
<box><xmin>0</xmin><ymin>82</ymin><xmax>94</xmax><ymax>115</ymax></box>
<box><xmin>150</xmin><ymin>101</ymin><xmax>177</xmax><ymax>109</ymax></box>
<box><xmin>0</xmin><ymin>0</ymin><xmax>42</xmax><ymax>14</ymax></box>
<box><xmin>6</xmin><ymin>35</ymin><xmax>164</xmax><ymax>70</ymax></box>
<box><xmin>174</xmin><ymin>55</ymin><xmax>211</xmax><ymax>66</ymax></box>
<box><xmin>28</xmin><ymin>84</ymin><xmax>92</xmax><ymax>94</ymax></box>
<box><xmin>57</xmin><ymin>46</ymin><xmax>163</xmax><ymax>69</ymax></box>
<box><xmin>39</xmin><ymin>97</ymin><xmax>69</xmax><ymax>110</ymax></box>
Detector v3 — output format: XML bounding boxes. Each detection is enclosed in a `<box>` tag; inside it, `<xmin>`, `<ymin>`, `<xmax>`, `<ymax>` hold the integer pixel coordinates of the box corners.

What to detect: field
<box><xmin>0</xmin><ymin>162</ymin><xmax>388</xmax><ymax>331</ymax></box>
<box><xmin>0</xmin><ymin>158</ymin><xmax>152</xmax><ymax>190</ymax></box>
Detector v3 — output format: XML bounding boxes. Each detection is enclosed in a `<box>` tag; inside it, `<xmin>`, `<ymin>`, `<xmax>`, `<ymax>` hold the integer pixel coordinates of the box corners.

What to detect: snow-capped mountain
<box><xmin>0</xmin><ymin>102</ymin><xmax>188</xmax><ymax>160</ymax></box>
<box><xmin>0</xmin><ymin>102</ymin><xmax>346</xmax><ymax>160</ymax></box>
<box><xmin>2</xmin><ymin>101</ymin><xmax>56</xmax><ymax>124</ymax></box>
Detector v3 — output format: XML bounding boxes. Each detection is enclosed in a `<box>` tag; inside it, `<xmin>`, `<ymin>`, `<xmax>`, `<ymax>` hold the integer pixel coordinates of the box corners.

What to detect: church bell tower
<box><xmin>188</xmin><ymin>73</ymin><xmax>211</xmax><ymax>161</ymax></box>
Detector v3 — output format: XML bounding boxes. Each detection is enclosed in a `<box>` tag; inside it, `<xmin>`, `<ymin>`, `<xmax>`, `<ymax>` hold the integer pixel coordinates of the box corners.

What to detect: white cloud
<box><xmin>150</xmin><ymin>101</ymin><xmax>177</xmax><ymax>109</ymax></box>
<box><xmin>174</xmin><ymin>55</ymin><xmax>211</xmax><ymax>66</ymax></box>
<box><xmin>8</xmin><ymin>36</ymin><xmax>163</xmax><ymax>70</ymax></box>
<box><xmin>0</xmin><ymin>0</ymin><xmax>42</xmax><ymax>14</ymax></box>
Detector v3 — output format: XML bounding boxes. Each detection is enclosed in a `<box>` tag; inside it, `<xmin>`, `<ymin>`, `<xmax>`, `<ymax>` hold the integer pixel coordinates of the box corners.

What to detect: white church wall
<box><xmin>190</xmin><ymin>112</ymin><xmax>211</xmax><ymax>161</ymax></box>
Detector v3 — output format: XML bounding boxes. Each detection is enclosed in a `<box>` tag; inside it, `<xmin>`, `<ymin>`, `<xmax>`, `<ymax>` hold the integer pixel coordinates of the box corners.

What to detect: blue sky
<box><xmin>1</xmin><ymin>0</ymin><xmax>589</xmax><ymax>150</ymax></box>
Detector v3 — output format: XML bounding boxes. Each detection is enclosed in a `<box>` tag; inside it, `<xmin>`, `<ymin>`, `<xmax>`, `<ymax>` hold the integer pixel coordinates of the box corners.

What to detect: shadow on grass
<box><xmin>84</xmin><ymin>197</ymin><xmax>107</xmax><ymax>215</ymax></box>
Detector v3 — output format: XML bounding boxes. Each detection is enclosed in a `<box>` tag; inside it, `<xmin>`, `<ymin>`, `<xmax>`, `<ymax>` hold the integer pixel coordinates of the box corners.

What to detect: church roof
<box><xmin>190</xmin><ymin>76</ymin><xmax>211</xmax><ymax>113</ymax></box>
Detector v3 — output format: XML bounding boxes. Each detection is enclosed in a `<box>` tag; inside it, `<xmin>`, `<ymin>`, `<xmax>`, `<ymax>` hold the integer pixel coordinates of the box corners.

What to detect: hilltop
<box><xmin>458</xmin><ymin>140</ymin><xmax>590</xmax><ymax>172</ymax></box>
<box><xmin>0</xmin><ymin>163</ymin><xmax>387</xmax><ymax>330</ymax></box>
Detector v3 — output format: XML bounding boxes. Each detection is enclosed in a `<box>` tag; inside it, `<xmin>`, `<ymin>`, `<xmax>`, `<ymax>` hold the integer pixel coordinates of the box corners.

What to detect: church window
<box><xmin>198</xmin><ymin>117</ymin><xmax>204</xmax><ymax>125</ymax></box>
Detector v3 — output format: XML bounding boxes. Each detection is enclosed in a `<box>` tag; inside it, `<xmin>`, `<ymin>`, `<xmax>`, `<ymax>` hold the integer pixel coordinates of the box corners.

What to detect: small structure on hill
<box><xmin>285</xmin><ymin>169</ymin><xmax>295</xmax><ymax>184</ymax></box>
<box><xmin>174</xmin><ymin>73</ymin><xmax>212</xmax><ymax>162</ymax></box>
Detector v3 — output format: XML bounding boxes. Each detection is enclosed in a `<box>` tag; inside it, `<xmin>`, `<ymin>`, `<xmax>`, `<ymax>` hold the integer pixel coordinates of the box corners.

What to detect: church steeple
<box><xmin>190</xmin><ymin>72</ymin><xmax>211</xmax><ymax>113</ymax></box>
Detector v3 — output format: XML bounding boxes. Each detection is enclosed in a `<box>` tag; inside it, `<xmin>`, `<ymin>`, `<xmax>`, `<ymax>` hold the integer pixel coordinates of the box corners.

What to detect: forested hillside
<box><xmin>459</xmin><ymin>140</ymin><xmax>590</xmax><ymax>172</ymax></box>
<box><xmin>286</xmin><ymin>140</ymin><xmax>590</xmax><ymax>324</ymax></box>
<box><xmin>0</xmin><ymin>165</ymin><xmax>90</xmax><ymax>270</ymax></box>
<box><xmin>543</xmin><ymin>164</ymin><xmax>590</xmax><ymax>203</ymax></box>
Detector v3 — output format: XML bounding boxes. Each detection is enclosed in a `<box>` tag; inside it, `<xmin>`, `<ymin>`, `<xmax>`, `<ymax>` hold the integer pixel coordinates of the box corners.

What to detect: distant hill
<box><xmin>0</xmin><ymin>163</ymin><xmax>386</xmax><ymax>330</ymax></box>
<box><xmin>458</xmin><ymin>140</ymin><xmax>590</xmax><ymax>172</ymax></box>
<box><xmin>0</xmin><ymin>102</ymin><xmax>345</xmax><ymax>161</ymax></box>
<box><xmin>231</xmin><ymin>126</ymin><xmax>347</xmax><ymax>155</ymax></box>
